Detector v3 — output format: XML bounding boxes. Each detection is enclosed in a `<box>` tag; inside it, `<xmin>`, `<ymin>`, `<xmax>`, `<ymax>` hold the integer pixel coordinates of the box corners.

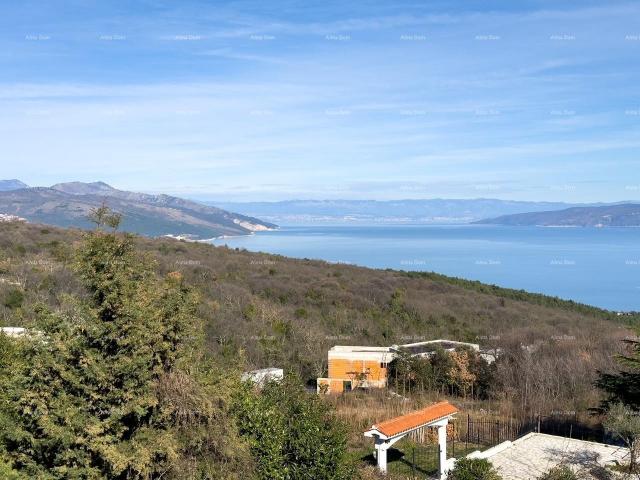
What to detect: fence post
<box><xmin>452</xmin><ymin>421</ymin><xmax>455</xmax><ymax>458</ymax></box>
<box><xmin>412</xmin><ymin>447</ymin><xmax>415</xmax><ymax>479</ymax></box>
<box><xmin>466</xmin><ymin>414</ymin><xmax>470</xmax><ymax>451</ymax></box>
<box><xmin>537</xmin><ymin>415</ymin><xmax>541</xmax><ymax>433</ymax></box>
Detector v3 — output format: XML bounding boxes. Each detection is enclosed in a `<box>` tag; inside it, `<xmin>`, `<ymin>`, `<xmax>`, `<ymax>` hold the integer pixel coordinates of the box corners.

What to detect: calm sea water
<box><xmin>211</xmin><ymin>225</ymin><xmax>640</xmax><ymax>311</ymax></box>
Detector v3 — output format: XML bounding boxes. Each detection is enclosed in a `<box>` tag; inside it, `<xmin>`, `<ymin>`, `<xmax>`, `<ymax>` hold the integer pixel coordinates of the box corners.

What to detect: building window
<box><xmin>380</xmin><ymin>362</ymin><xmax>387</xmax><ymax>368</ymax></box>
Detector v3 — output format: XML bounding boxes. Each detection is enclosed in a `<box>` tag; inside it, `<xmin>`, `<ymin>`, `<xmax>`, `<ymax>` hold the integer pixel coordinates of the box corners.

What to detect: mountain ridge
<box><xmin>476</xmin><ymin>203</ymin><xmax>640</xmax><ymax>227</ymax></box>
<box><xmin>204</xmin><ymin>198</ymin><xmax>624</xmax><ymax>225</ymax></box>
<box><xmin>0</xmin><ymin>181</ymin><xmax>276</xmax><ymax>238</ymax></box>
<box><xmin>0</xmin><ymin>179</ymin><xmax>29</xmax><ymax>191</ymax></box>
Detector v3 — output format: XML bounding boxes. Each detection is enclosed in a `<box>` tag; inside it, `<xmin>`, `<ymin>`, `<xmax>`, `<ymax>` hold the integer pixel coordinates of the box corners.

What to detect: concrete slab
<box><xmin>479</xmin><ymin>433</ymin><xmax>629</xmax><ymax>479</ymax></box>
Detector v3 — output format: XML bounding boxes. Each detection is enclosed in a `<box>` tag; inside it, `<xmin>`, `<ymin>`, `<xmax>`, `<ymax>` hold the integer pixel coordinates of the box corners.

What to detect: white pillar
<box><xmin>438</xmin><ymin>423</ymin><xmax>447</xmax><ymax>479</ymax></box>
<box><xmin>376</xmin><ymin>444</ymin><xmax>388</xmax><ymax>473</ymax></box>
<box><xmin>379</xmin><ymin>447</ymin><xmax>387</xmax><ymax>473</ymax></box>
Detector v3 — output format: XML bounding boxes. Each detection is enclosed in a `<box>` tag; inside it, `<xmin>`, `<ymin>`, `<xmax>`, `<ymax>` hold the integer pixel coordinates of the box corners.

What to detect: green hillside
<box><xmin>0</xmin><ymin>221</ymin><xmax>633</xmax><ymax>417</ymax></box>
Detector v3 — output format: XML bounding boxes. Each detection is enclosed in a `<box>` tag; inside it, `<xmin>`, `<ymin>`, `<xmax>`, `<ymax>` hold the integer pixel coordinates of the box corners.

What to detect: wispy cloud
<box><xmin>196</xmin><ymin>48</ymin><xmax>287</xmax><ymax>64</ymax></box>
<box><xmin>1</xmin><ymin>1</ymin><xmax>639</xmax><ymax>201</ymax></box>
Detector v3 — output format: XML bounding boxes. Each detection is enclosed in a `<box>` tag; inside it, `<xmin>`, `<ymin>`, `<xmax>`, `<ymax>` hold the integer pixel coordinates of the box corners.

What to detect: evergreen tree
<box><xmin>0</xmin><ymin>211</ymin><xmax>250</xmax><ymax>479</ymax></box>
<box><xmin>596</xmin><ymin>333</ymin><xmax>640</xmax><ymax>410</ymax></box>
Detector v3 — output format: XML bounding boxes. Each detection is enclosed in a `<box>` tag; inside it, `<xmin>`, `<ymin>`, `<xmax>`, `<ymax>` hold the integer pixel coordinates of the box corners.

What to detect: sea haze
<box><xmin>206</xmin><ymin>199</ymin><xmax>585</xmax><ymax>225</ymax></box>
<box><xmin>211</xmin><ymin>225</ymin><xmax>640</xmax><ymax>312</ymax></box>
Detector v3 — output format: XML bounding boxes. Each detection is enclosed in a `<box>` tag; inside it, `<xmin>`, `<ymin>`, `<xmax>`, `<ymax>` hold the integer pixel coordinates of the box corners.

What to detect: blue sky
<box><xmin>1</xmin><ymin>0</ymin><xmax>639</xmax><ymax>201</ymax></box>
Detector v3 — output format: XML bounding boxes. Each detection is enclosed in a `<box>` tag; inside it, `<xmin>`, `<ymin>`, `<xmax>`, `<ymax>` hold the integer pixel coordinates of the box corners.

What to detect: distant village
<box><xmin>0</xmin><ymin>213</ymin><xmax>26</xmax><ymax>223</ymax></box>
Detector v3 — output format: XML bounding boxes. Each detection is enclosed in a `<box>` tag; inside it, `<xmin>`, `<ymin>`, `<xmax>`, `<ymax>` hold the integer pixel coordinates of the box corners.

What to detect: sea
<box><xmin>210</xmin><ymin>225</ymin><xmax>640</xmax><ymax>312</ymax></box>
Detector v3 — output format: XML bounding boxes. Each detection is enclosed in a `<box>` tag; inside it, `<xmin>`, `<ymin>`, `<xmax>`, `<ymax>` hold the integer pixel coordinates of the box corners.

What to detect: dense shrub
<box><xmin>448</xmin><ymin>458</ymin><xmax>502</xmax><ymax>480</ymax></box>
<box><xmin>234</xmin><ymin>376</ymin><xmax>354</xmax><ymax>480</ymax></box>
<box><xmin>2</xmin><ymin>289</ymin><xmax>24</xmax><ymax>309</ymax></box>
<box><xmin>538</xmin><ymin>465</ymin><xmax>577</xmax><ymax>480</ymax></box>
<box><xmin>388</xmin><ymin>346</ymin><xmax>495</xmax><ymax>398</ymax></box>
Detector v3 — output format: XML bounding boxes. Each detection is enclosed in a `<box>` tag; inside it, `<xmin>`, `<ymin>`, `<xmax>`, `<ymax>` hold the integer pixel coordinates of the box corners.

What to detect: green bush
<box><xmin>448</xmin><ymin>457</ymin><xmax>502</xmax><ymax>480</ymax></box>
<box><xmin>2</xmin><ymin>289</ymin><xmax>24</xmax><ymax>309</ymax></box>
<box><xmin>538</xmin><ymin>465</ymin><xmax>577</xmax><ymax>480</ymax></box>
<box><xmin>234</xmin><ymin>376</ymin><xmax>354</xmax><ymax>480</ymax></box>
<box><xmin>242</xmin><ymin>303</ymin><xmax>258</xmax><ymax>320</ymax></box>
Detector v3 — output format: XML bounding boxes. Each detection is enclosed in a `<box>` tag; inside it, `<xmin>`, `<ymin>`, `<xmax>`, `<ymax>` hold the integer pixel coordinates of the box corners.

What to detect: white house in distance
<box><xmin>241</xmin><ymin>367</ymin><xmax>284</xmax><ymax>386</ymax></box>
<box><xmin>0</xmin><ymin>327</ymin><xmax>47</xmax><ymax>343</ymax></box>
<box><xmin>0</xmin><ymin>327</ymin><xmax>28</xmax><ymax>337</ymax></box>
<box><xmin>0</xmin><ymin>327</ymin><xmax>44</xmax><ymax>339</ymax></box>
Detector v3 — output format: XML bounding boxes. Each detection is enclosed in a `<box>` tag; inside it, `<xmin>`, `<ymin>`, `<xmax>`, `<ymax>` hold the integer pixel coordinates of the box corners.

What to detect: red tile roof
<box><xmin>371</xmin><ymin>401</ymin><xmax>459</xmax><ymax>437</ymax></box>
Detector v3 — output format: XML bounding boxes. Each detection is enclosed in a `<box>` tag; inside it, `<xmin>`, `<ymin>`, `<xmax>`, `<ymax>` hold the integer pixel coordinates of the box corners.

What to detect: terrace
<box><xmin>469</xmin><ymin>432</ymin><xmax>629</xmax><ymax>479</ymax></box>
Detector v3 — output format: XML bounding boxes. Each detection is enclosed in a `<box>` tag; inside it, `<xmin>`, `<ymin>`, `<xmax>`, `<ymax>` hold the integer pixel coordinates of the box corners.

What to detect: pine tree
<box><xmin>596</xmin><ymin>329</ymin><xmax>640</xmax><ymax>473</ymax></box>
<box><xmin>0</xmin><ymin>211</ymin><xmax>250</xmax><ymax>479</ymax></box>
<box><xmin>596</xmin><ymin>333</ymin><xmax>640</xmax><ymax>410</ymax></box>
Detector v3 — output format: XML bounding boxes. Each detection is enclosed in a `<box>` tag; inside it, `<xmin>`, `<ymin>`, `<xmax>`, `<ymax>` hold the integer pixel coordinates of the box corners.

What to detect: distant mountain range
<box><xmin>0</xmin><ymin>179</ymin><xmax>28</xmax><ymax>191</ymax></box>
<box><xmin>0</xmin><ymin>181</ymin><xmax>276</xmax><ymax>239</ymax></box>
<box><xmin>477</xmin><ymin>203</ymin><xmax>640</xmax><ymax>227</ymax></box>
<box><xmin>3</xmin><ymin>180</ymin><xmax>636</xmax><ymax>232</ymax></box>
<box><xmin>207</xmin><ymin>199</ymin><xmax>597</xmax><ymax>225</ymax></box>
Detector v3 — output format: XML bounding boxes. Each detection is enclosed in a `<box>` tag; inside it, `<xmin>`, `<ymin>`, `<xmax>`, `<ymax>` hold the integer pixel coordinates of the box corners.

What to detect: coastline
<box><xmin>163</xmin><ymin>226</ymin><xmax>278</xmax><ymax>244</ymax></box>
<box><xmin>205</xmin><ymin>223</ymin><xmax>640</xmax><ymax>311</ymax></box>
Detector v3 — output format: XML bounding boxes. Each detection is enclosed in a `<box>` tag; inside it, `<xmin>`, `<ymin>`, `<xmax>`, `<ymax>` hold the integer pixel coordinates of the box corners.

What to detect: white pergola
<box><xmin>364</xmin><ymin>401</ymin><xmax>459</xmax><ymax>479</ymax></box>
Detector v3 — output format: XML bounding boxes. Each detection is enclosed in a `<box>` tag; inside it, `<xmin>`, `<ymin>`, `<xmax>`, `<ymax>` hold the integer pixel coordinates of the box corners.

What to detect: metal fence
<box><xmin>397</xmin><ymin>414</ymin><xmax>611</xmax><ymax>479</ymax></box>
<box><xmin>460</xmin><ymin>414</ymin><xmax>608</xmax><ymax>447</ymax></box>
<box><xmin>536</xmin><ymin>415</ymin><xmax>607</xmax><ymax>443</ymax></box>
<box><xmin>460</xmin><ymin>415</ymin><xmax>531</xmax><ymax>449</ymax></box>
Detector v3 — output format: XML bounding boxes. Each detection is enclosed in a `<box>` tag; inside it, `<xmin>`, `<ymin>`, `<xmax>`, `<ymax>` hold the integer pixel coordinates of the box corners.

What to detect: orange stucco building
<box><xmin>317</xmin><ymin>346</ymin><xmax>394</xmax><ymax>393</ymax></box>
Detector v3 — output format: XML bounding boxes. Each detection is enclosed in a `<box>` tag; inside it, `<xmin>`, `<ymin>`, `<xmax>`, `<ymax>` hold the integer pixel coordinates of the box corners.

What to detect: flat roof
<box><xmin>244</xmin><ymin>367</ymin><xmax>283</xmax><ymax>374</ymax></box>
<box><xmin>329</xmin><ymin>346</ymin><xmax>393</xmax><ymax>352</ymax></box>
<box><xmin>477</xmin><ymin>433</ymin><xmax>629</xmax><ymax>479</ymax></box>
<box><xmin>396</xmin><ymin>340</ymin><xmax>479</xmax><ymax>355</ymax></box>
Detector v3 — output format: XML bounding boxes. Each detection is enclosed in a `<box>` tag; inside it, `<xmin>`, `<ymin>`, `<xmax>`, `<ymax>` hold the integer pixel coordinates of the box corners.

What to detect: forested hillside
<box><xmin>0</xmin><ymin>220</ymin><xmax>634</xmax><ymax>420</ymax></box>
